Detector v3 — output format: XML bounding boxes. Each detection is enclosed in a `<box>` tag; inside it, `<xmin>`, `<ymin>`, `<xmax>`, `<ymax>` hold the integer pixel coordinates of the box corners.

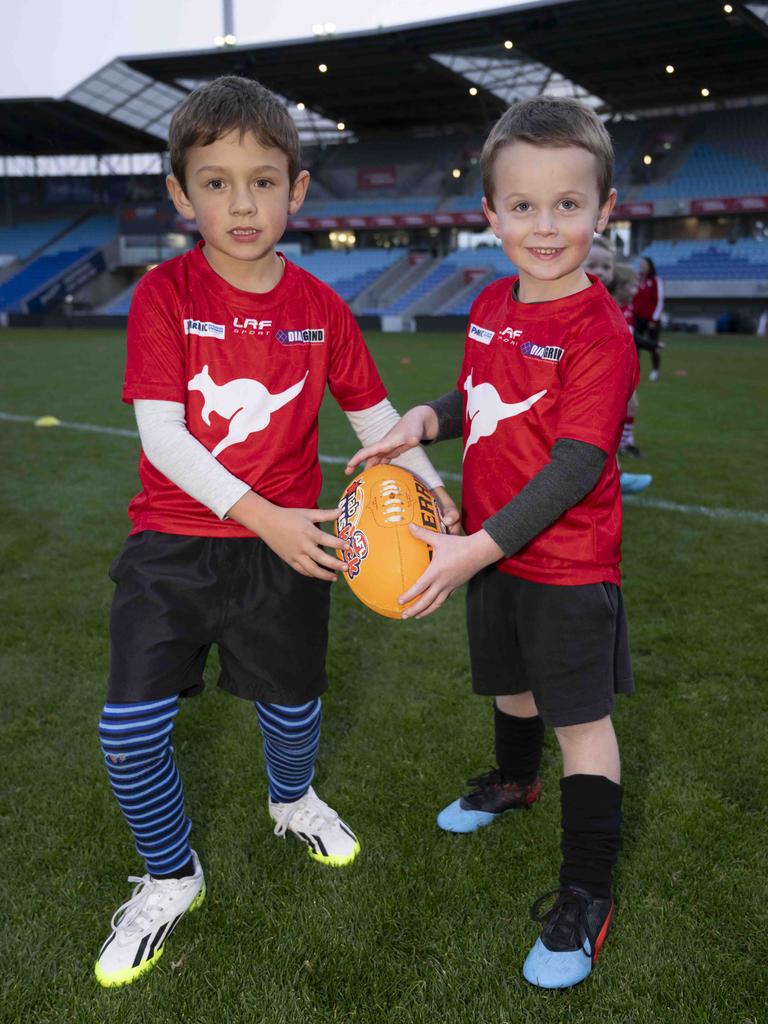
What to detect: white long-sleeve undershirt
<box><xmin>133</xmin><ymin>397</ymin><xmax>444</xmax><ymax>521</ymax></box>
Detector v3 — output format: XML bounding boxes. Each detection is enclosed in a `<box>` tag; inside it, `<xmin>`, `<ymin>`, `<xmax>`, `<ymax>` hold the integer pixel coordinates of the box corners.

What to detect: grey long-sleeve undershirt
<box><xmin>425</xmin><ymin>389</ymin><xmax>608</xmax><ymax>557</ymax></box>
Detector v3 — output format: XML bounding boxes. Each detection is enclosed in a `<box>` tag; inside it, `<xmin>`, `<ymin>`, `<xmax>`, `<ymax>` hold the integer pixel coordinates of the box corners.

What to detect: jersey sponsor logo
<box><xmin>520</xmin><ymin>342</ymin><xmax>564</xmax><ymax>362</ymax></box>
<box><xmin>463</xmin><ymin>369</ymin><xmax>547</xmax><ymax>461</ymax></box>
<box><xmin>187</xmin><ymin>364</ymin><xmax>308</xmax><ymax>456</ymax></box>
<box><xmin>275</xmin><ymin>328</ymin><xmax>325</xmax><ymax>345</ymax></box>
<box><xmin>469</xmin><ymin>323</ymin><xmax>495</xmax><ymax>345</ymax></box>
<box><xmin>500</xmin><ymin>327</ymin><xmax>523</xmax><ymax>341</ymax></box>
<box><xmin>183</xmin><ymin>319</ymin><xmax>225</xmax><ymax>339</ymax></box>
<box><xmin>232</xmin><ymin>317</ymin><xmax>273</xmax><ymax>335</ymax></box>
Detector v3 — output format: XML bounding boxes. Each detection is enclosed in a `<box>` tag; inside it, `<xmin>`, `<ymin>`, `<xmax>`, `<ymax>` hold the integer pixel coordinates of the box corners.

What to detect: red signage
<box><xmin>690</xmin><ymin>195</ymin><xmax>768</xmax><ymax>214</ymax></box>
<box><xmin>357</xmin><ymin>167</ymin><xmax>398</xmax><ymax>189</ymax></box>
<box><xmin>611</xmin><ymin>202</ymin><xmax>655</xmax><ymax>219</ymax></box>
<box><xmin>287</xmin><ymin>210</ymin><xmax>485</xmax><ymax>230</ymax></box>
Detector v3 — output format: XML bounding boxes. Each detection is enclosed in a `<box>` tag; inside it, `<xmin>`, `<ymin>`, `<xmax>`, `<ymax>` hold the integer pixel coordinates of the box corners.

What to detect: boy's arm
<box><xmin>399</xmin><ymin>438</ymin><xmax>607</xmax><ymax>619</ymax></box>
<box><xmin>134</xmin><ymin>400</ymin><xmax>347</xmax><ymax>581</ymax></box>
<box><xmin>344</xmin><ymin>398</ymin><xmax>460</xmax><ymax>532</ymax></box>
<box><xmin>345</xmin><ymin>388</ymin><xmax>464</xmax><ymax>472</ymax></box>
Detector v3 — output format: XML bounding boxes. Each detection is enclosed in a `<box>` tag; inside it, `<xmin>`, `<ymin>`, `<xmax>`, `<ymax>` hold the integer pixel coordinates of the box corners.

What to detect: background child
<box><xmin>95</xmin><ymin>75</ymin><xmax>457</xmax><ymax>989</ymax></box>
<box><xmin>632</xmin><ymin>255</ymin><xmax>665</xmax><ymax>380</ymax></box>
<box><xmin>347</xmin><ymin>95</ymin><xmax>638</xmax><ymax>991</ymax></box>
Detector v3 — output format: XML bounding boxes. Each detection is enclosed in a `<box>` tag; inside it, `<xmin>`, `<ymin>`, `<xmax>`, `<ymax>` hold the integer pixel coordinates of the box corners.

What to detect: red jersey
<box><xmin>459</xmin><ymin>275</ymin><xmax>639</xmax><ymax>586</ymax></box>
<box><xmin>632</xmin><ymin>274</ymin><xmax>663</xmax><ymax>321</ymax></box>
<box><xmin>123</xmin><ymin>242</ymin><xmax>386</xmax><ymax>537</ymax></box>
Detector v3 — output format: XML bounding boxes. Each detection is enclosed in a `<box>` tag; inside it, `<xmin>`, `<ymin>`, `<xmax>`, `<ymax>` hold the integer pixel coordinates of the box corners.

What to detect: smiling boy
<box><xmin>347</xmin><ymin>96</ymin><xmax>639</xmax><ymax>989</ymax></box>
<box><xmin>95</xmin><ymin>76</ymin><xmax>456</xmax><ymax>988</ymax></box>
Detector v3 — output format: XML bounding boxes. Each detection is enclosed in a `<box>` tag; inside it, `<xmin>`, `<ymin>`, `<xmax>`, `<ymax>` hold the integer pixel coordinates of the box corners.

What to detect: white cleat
<box><xmin>95</xmin><ymin>851</ymin><xmax>205</xmax><ymax>988</ymax></box>
<box><xmin>269</xmin><ymin>786</ymin><xmax>360</xmax><ymax>867</ymax></box>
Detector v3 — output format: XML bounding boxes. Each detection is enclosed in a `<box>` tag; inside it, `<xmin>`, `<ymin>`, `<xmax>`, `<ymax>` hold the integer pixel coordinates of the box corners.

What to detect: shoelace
<box><xmin>272</xmin><ymin>793</ymin><xmax>339</xmax><ymax>838</ymax></box>
<box><xmin>110</xmin><ymin>875</ymin><xmax>180</xmax><ymax>942</ymax></box>
<box><xmin>466</xmin><ymin>767</ymin><xmax>506</xmax><ymax>791</ymax></box>
<box><xmin>529</xmin><ymin>887</ymin><xmax>595</xmax><ymax>959</ymax></box>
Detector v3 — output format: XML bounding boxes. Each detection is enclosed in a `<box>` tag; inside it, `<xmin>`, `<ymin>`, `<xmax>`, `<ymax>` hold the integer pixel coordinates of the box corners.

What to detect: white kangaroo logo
<box><xmin>188</xmin><ymin>365</ymin><xmax>309</xmax><ymax>457</ymax></box>
<box><xmin>463</xmin><ymin>370</ymin><xmax>547</xmax><ymax>460</ymax></box>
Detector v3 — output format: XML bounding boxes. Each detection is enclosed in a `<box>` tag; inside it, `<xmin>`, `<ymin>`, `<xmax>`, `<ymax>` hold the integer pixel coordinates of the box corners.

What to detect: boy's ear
<box><xmin>482</xmin><ymin>196</ymin><xmax>501</xmax><ymax>238</ymax></box>
<box><xmin>595</xmin><ymin>188</ymin><xmax>617</xmax><ymax>233</ymax></box>
<box><xmin>166</xmin><ymin>175</ymin><xmax>194</xmax><ymax>219</ymax></box>
<box><xmin>288</xmin><ymin>170</ymin><xmax>310</xmax><ymax>215</ymax></box>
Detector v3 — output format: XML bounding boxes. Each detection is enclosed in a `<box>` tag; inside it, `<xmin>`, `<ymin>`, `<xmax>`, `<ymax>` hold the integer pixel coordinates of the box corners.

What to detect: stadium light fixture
<box><xmin>643</xmin><ymin>154</ymin><xmax>653</xmax><ymax>165</ymax></box>
<box><xmin>469</xmin><ymin>87</ymin><xmax>478</xmax><ymax>96</ymax></box>
<box><xmin>665</xmin><ymin>64</ymin><xmax>675</xmax><ymax>74</ymax></box>
<box><xmin>319</xmin><ymin>63</ymin><xmax>328</xmax><ymax>73</ymax></box>
<box><xmin>337</xmin><ymin>121</ymin><xmax>346</xmax><ymax>131</ymax></box>
<box><xmin>296</xmin><ymin>102</ymin><xmax>306</xmax><ymax>111</ymax></box>
<box><xmin>723</xmin><ymin>4</ymin><xmax>733</xmax><ymax>12</ymax></box>
<box><xmin>504</xmin><ymin>40</ymin><xmax>514</xmax><ymax>49</ymax></box>
<box><xmin>452</xmin><ymin>168</ymin><xmax>462</xmax><ymax>178</ymax></box>
<box><xmin>701</xmin><ymin>87</ymin><xmax>710</xmax><ymax>97</ymax></box>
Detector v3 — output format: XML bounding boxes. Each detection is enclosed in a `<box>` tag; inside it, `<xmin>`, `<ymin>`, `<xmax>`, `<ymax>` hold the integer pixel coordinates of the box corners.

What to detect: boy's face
<box><xmin>583</xmin><ymin>243</ymin><xmax>615</xmax><ymax>287</ymax></box>
<box><xmin>166</xmin><ymin>130</ymin><xmax>308</xmax><ymax>284</ymax></box>
<box><xmin>482</xmin><ymin>141</ymin><xmax>616</xmax><ymax>302</ymax></box>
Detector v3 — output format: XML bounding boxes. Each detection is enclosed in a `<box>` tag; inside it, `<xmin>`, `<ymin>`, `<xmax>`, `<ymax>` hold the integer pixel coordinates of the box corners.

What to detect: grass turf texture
<box><xmin>0</xmin><ymin>327</ymin><xmax>766</xmax><ymax>1023</ymax></box>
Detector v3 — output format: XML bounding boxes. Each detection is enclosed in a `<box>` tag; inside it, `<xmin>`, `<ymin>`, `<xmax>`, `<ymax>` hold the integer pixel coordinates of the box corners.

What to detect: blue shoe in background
<box><xmin>437</xmin><ymin>769</ymin><xmax>541</xmax><ymax>833</ymax></box>
<box><xmin>620</xmin><ymin>472</ymin><xmax>652</xmax><ymax>494</ymax></box>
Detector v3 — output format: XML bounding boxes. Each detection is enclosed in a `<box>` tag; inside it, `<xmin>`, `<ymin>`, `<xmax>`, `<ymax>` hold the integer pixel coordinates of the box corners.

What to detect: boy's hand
<box><xmin>345</xmin><ymin>405</ymin><xmax>439</xmax><ymax>474</ymax></box>
<box><xmin>432</xmin><ymin>485</ymin><xmax>461</xmax><ymax>535</ymax></box>
<box><xmin>399</xmin><ymin>527</ymin><xmax>503</xmax><ymax>619</ymax></box>
<box><xmin>227</xmin><ymin>492</ymin><xmax>348</xmax><ymax>581</ymax></box>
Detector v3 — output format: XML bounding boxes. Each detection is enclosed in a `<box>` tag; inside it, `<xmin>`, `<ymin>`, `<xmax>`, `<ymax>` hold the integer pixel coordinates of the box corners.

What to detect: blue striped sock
<box><xmin>99</xmin><ymin>696</ymin><xmax>192</xmax><ymax>877</ymax></box>
<box><xmin>255</xmin><ymin>699</ymin><xmax>322</xmax><ymax>804</ymax></box>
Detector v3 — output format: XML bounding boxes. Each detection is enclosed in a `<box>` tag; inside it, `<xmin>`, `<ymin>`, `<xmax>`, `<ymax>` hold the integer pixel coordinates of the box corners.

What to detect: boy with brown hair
<box><xmin>95</xmin><ymin>75</ymin><xmax>457</xmax><ymax>988</ymax></box>
<box><xmin>347</xmin><ymin>95</ymin><xmax>638</xmax><ymax>989</ymax></box>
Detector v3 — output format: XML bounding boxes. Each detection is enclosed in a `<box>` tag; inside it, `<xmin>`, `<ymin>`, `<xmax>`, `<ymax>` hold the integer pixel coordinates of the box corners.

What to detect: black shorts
<box><xmin>107</xmin><ymin>531</ymin><xmax>331</xmax><ymax>705</ymax></box>
<box><xmin>466</xmin><ymin>570</ymin><xmax>633</xmax><ymax>728</ymax></box>
<box><xmin>634</xmin><ymin>316</ymin><xmax>660</xmax><ymax>344</ymax></box>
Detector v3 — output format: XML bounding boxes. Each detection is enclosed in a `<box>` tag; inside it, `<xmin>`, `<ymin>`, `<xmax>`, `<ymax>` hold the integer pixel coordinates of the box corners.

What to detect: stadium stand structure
<box><xmin>0</xmin><ymin>1</ymin><xmax>766</xmax><ymax>328</ymax></box>
<box><xmin>0</xmin><ymin>215</ymin><xmax>117</xmax><ymax>313</ymax></box>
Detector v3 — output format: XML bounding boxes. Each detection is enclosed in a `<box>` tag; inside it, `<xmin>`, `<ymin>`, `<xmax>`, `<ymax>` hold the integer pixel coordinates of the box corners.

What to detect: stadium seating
<box><xmin>0</xmin><ymin>219</ymin><xmax>72</xmax><ymax>261</ymax></box>
<box><xmin>0</xmin><ymin>214</ymin><xmax>117</xmax><ymax>312</ymax></box>
<box><xmin>101</xmin><ymin>281</ymin><xmax>139</xmax><ymax>315</ymax></box>
<box><xmin>0</xmin><ymin>247</ymin><xmax>93</xmax><ymax>311</ymax></box>
<box><xmin>288</xmin><ymin>248</ymin><xmax>401</xmax><ymax>301</ymax></box>
<box><xmin>641</xmin><ymin>239</ymin><xmax>768</xmax><ymax>279</ymax></box>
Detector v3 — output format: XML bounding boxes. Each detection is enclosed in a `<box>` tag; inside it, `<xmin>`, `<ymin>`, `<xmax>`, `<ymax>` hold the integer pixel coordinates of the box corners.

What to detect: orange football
<box><xmin>335</xmin><ymin>464</ymin><xmax>443</xmax><ymax>619</ymax></box>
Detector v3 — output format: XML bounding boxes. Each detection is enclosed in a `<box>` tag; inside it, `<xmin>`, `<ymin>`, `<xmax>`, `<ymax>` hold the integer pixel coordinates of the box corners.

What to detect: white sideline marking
<box><xmin>2</xmin><ymin>410</ymin><xmax>764</xmax><ymax>524</ymax></box>
<box><xmin>622</xmin><ymin>494</ymin><xmax>768</xmax><ymax>525</ymax></box>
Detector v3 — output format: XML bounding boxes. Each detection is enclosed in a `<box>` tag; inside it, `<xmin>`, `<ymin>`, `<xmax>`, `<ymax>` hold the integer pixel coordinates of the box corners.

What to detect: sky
<box><xmin>1</xmin><ymin>0</ymin><xmax>527</xmax><ymax>99</ymax></box>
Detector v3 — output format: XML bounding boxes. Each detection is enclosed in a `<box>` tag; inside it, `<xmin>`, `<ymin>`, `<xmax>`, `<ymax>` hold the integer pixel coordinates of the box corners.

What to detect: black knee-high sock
<box><xmin>494</xmin><ymin>703</ymin><xmax>545</xmax><ymax>784</ymax></box>
<box><xmin>559</xmin><ymin>774</ymin><xmax>623</xmax><ymax>899</ymax></box>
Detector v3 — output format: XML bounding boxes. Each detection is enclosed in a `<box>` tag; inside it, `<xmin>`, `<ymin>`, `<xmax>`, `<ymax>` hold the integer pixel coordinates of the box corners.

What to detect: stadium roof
<box><xmin>125</xmin><ymin>0</ymin><xmax>768</xmax><ymax>131</ymax></box>
<box><xmin>1</xmin><ymin>1</ymin><xmax>767</xmax><ymax>155</ymax></box>
<box><xmin>0</xmin><ymin>99</ymin><xmax>167</xmax><ymax>156</ymax></box>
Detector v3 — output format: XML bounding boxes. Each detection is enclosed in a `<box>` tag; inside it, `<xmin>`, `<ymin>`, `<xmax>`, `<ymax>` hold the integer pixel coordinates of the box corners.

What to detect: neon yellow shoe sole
<box><xmin>94</xmin><ymin>883</ymin><xmax>205</xmax><ymax>988</ymax></box>
<box><xmin>308</xmin><ymin>838</ymin><xmax>361</xmax><ymax>867</ymax></box>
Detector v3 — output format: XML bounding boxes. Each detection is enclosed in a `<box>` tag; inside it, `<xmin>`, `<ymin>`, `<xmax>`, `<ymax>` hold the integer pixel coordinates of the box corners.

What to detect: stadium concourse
<box><xmin>0</xmin><ymin>0</ymin><xmax>767</xmax><ymax>332</ymax></box>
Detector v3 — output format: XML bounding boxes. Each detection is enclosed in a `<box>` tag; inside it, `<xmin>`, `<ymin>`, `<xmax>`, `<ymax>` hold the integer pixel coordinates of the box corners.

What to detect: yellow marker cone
<box><xmin>35</xmin><ymin>416</ymin><xmax>61</xmax><ymax>428</ymax></box>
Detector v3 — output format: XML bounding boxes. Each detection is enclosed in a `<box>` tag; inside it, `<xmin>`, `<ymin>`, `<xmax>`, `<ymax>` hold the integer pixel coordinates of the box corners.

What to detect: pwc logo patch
<box><xmin>183</xmin><ymin>319</ymin><xmax>225</xmax><ymax>339</ymax></box>
<box><xmin>469</xmin><ymin>323</ymin><xmax>495</xmax><ymax>345</ymax></box>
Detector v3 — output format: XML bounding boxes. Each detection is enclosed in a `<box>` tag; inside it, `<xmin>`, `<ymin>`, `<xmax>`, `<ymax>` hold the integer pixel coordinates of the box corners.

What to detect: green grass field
<box><xmin>1</xmin><ymin>327</ymin><xmax>766</xmax><ymax>1024</ymax></box>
